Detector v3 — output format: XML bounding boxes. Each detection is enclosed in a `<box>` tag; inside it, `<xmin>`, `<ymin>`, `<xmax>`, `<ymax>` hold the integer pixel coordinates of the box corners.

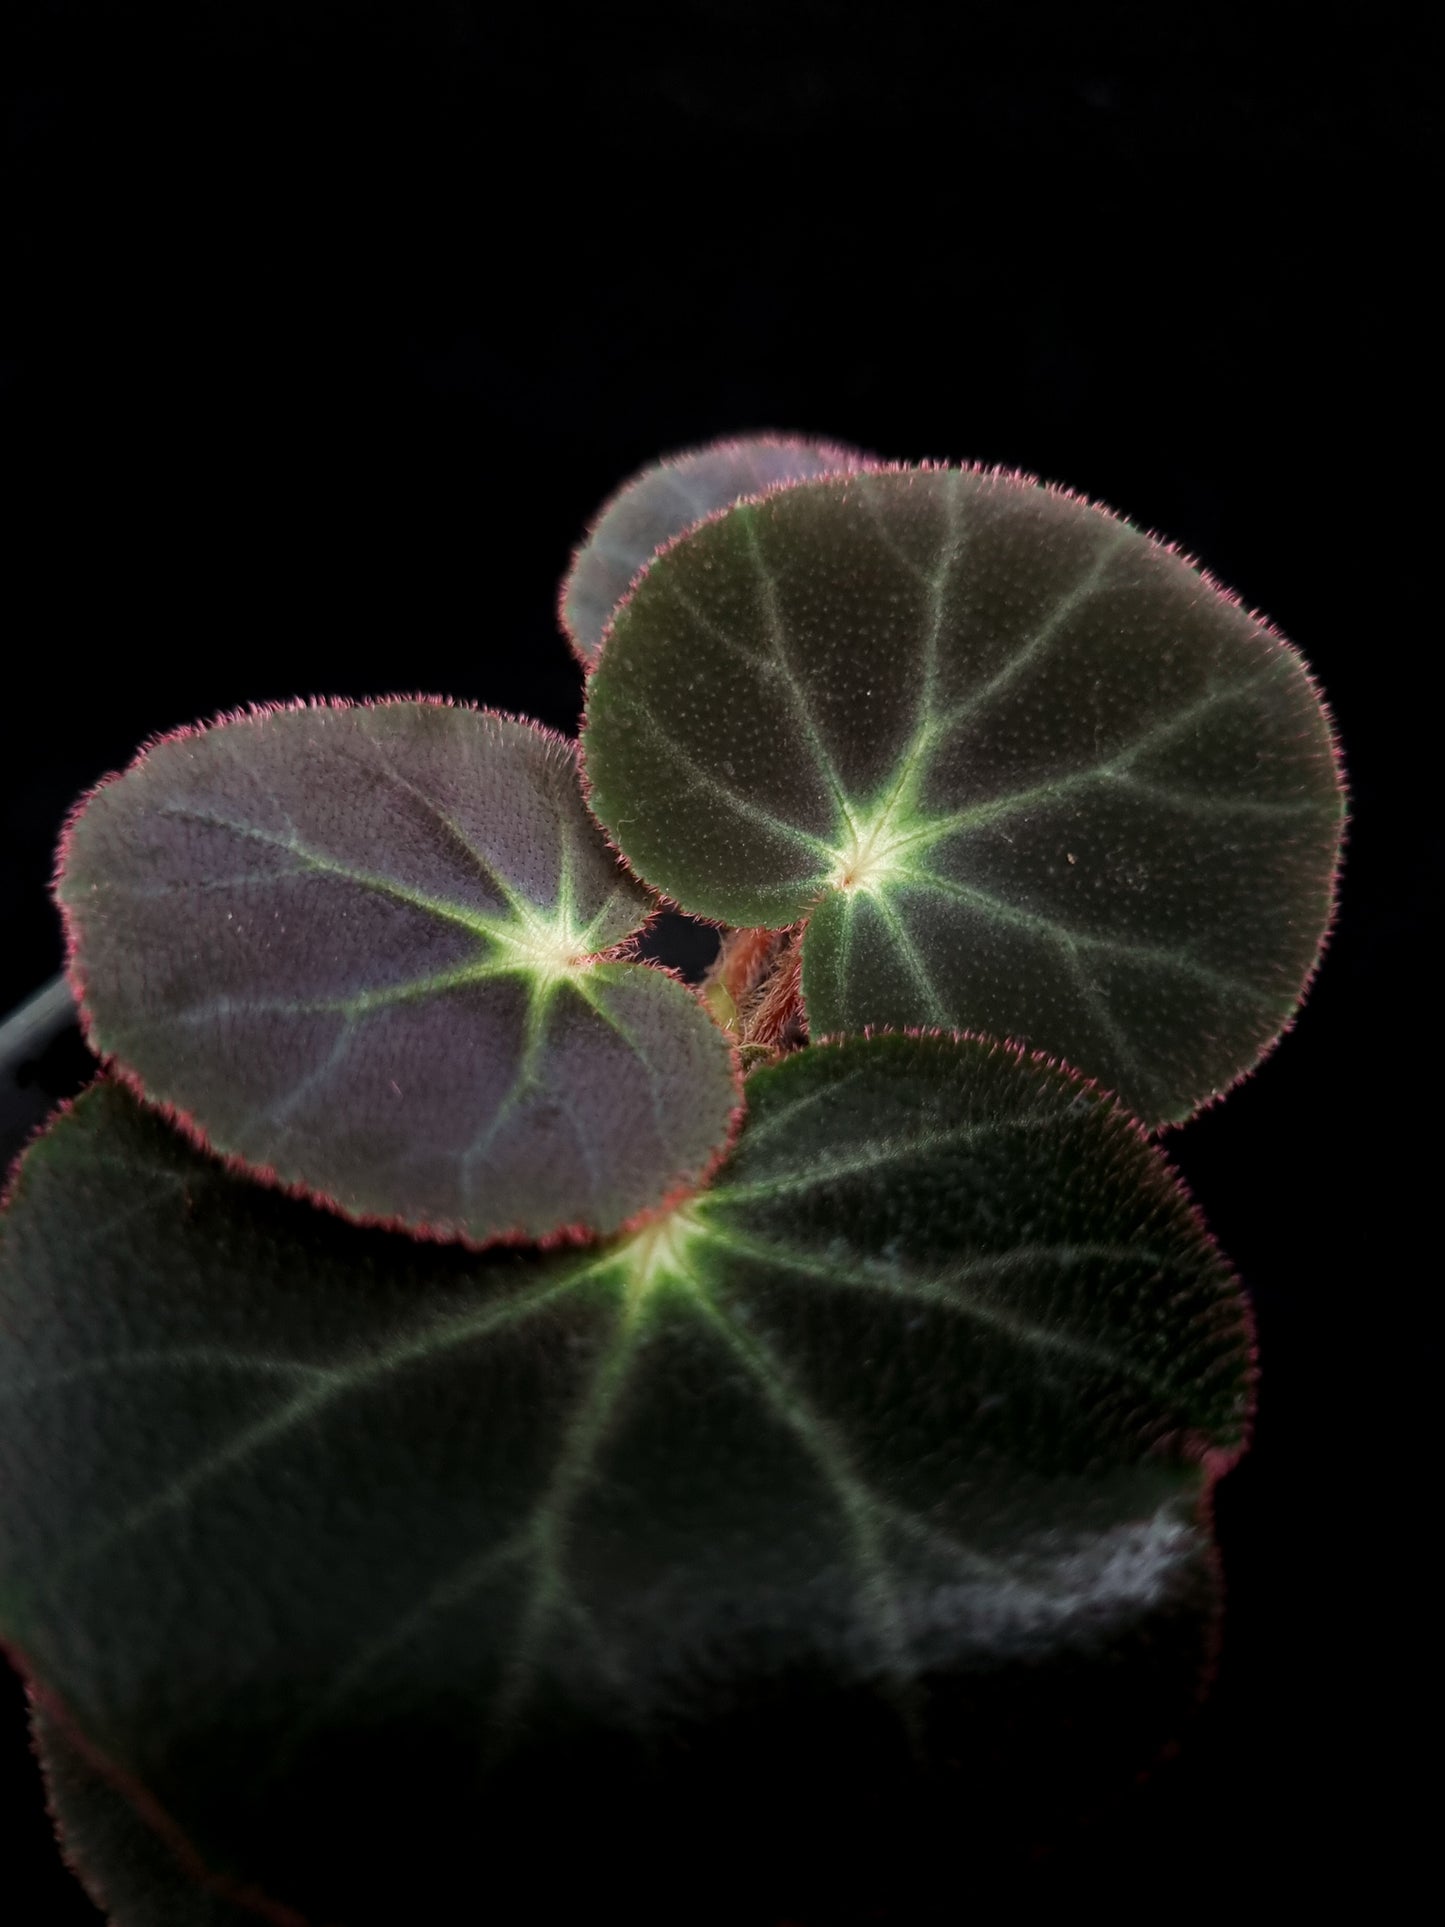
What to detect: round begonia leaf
<box><xmin>0</xmin><ymin>1041</ymin><xmax>1250</xmax><ymax>1923</ymax></box>
<box><xmin>559</xmin><ymin>432</ymin><xmax>866</xmax><ymax>666</ymax></box>
<box><xmin>55</xmin><ymin>701</ymin><xmax>739</xmax><ymax>1245</ymax></box>
<box><xmin>582</xmin><ymin>467</ymin><xmax>1344</xmax><ymax>1124</ymax></box>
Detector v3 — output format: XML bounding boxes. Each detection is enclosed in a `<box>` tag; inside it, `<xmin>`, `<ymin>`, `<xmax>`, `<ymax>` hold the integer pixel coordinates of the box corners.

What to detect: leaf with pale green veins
<box><xmin>558</xmin><ymin>432</ymin><xmax>866</xmax><ymax>666</ymax></box>
<box><xmin>0</xmin><ymin>1041</ymin><xmax>1250</xmax><ymax>1923</ymax></box>
<box><xmin>55</xmin><ymin>700</ymin><xmax>740</xmax><ymax>1245</ymax></box>
<box><xmin>582</xmin><ymin>467</ymin><xmax>1345</xmax><ymax>1124</ymax></box>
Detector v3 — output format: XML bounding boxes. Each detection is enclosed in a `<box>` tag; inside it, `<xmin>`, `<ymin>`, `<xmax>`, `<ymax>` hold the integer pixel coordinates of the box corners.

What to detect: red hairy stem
<box><xmin>702</xmin><ymin>926</ymin><xmax>807</xmax><ymax>1060</ymax></box>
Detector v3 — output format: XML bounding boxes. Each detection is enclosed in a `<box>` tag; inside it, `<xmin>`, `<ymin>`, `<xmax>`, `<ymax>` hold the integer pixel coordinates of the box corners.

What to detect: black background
<box><xmin>1</xmin><ymin>3</ymin><xmax>1435</xmax><ymax>1917</ymax></box>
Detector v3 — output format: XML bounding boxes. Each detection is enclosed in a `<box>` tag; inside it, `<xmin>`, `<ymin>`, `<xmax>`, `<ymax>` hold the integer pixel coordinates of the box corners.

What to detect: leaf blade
<box><xmin>1</xmin><ymin>1041</ymin><xmax>1249</xmax><ymax>1919</ymax></box>
<box><xmin>581</xmin><ymin>468</ymin><xmax>1345</xmax><ymax>1122</ymax></box>
<box><xmin>30</xmin><ymin>1707</ymin><xmax>271</xmax><ymax>1927</ymax></box>
<box><xmin>56</xmin><ymin>700</ymin><xmax>740</xmax><ymax>1243</ymax></box>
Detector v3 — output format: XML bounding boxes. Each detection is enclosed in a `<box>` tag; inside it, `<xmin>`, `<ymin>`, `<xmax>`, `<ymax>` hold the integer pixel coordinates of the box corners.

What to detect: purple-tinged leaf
<box><xmin>55</xmin><ymin>701</ymin><xmax>740</xmax><ymax>1245</ymax></box>
<box><xmin>558</xmin><ymin>432</ymin><xmax>866</xmax><ymax>666</ymax></box>
<box><xmin>0</xmin><ymin>1042</ymin><xmax>1249</xmax><ymax>1921</ymax></box>
<box><xmin>582</xmin><ymin>467</ymin><xmax>1345</xmax><ymax>1124</ymax></box>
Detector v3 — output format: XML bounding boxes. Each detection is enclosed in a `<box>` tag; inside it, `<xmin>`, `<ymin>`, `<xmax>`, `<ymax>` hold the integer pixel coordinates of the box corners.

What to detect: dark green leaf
<box><xmin>30</xmin><ymin>1709</ymin><xmax>258</xmax><ymax>1926</ymax></box>
<box><xmin>0</xmin><ymin>1043</ymin><xmax>1249</xmax><ymax>1921</ymax></box>
<box><xmin>56</xmin><ymin>701</ymin><xmax>740</xmax><ymax>1244</ymax></box>
<box><xmin>582</xmin><ymin>468</ymin><xmax>1345</xmax><ymax>1123</ymax></box>
<box><xmin>559</xmin><ymin>433</ymin><xmax>864</xmax><ymax>665</ymax></box>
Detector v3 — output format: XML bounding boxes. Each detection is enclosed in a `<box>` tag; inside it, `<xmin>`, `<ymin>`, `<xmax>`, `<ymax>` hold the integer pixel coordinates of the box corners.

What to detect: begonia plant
<box><xmin>0</xmin><ymin>434</ymin><xmax>1344</xmax><ymax>1924</ymax></box>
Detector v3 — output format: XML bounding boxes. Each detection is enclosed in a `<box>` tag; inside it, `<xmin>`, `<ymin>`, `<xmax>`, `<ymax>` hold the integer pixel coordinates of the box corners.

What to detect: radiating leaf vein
<box><xmin>935</xmin><ymin>521</ymin><xmax>1133</xmax><ymax>730</ymax></box>
<box><xmin>603</xmin><ymin>692</ymin><xmax>836</xmax><ymax>862</ymax></box>
<box><xmin>709</xmin><ymin>1112</ymin><xmax>1062</xmax><ymax>1203</ymax></box>
<box><xmin>486</xmin><ymin>1296</ymin><xmax>647</xmax><ymax>1746</ymax></box>
<box><xmin>348</xmin><ymin>731</ymin><xmax>540</xmax><ymax>925</ymax></box>
<box><xmin>728</xmin><ymin>1058</ymin><xmax>876</xmax><ymax>1151</ymax></box>
<box><xmin>266</xmin><ymin>1292</ymin><xmax>645</xmax><ymax>1764</ymax></box>
<box><xmin>741</xmin><ymin>515</ymin><xmax>852</xmax><ymax>817</ymax></box>
<box><xmin>868</xmin><ymin>895</ymin><xmax>950</xmax><ymax>1025</ymax></box>
<box><xmin>686</xmin><ymin>1283</ymin><xmax>920</xmax><ymax>1739</ymax></box>
<box><xmin>153</xmin><ymin>806</ymin><xmax>530</xmax><ymax>947</ymax></box>
<box><xmin>900</xmin><ymin>870</ymin><xmax>1279</xmax><ymax>1007</ymax></box>
<box><xmin>0</xmin><ymin>1349</ymin><xmax>330</xmax><ymax>1405</ymax></box>
<box><xmin>695</xmin><ymin>1222</ymin><xmax>1175</xmax><ymax>1391</ymax></box>
<box><xmin>50</xmin><ymin>1255</ymin><xmax>621</xmax><ymax>1582</ymax></box>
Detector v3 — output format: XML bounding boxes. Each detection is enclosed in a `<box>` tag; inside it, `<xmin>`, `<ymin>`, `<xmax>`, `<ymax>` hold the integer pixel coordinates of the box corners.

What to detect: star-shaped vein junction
<box><xmin>471</xmin><ymin>835</ymin><xmax>628</xmax><ymax>988</ymax></box>
<box><xmin>619</xmin><ymin>1203</ymin><xmax>711</xmax><ymax>1308</ymax></box>
<box><xmin>826</xmin><ymin>781</ymin><xmax>959</xmax><ymax>897</ymax></box>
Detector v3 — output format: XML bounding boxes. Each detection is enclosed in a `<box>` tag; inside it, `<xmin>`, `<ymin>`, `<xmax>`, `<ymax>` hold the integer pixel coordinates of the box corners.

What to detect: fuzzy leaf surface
<box><xmin>560</xmin><ymin>433</ymin><xmax>865</xmax><ymax>665</ymax></box>
<box><xmin>56</xmin><ymin>701</ymin><xmax>739</xmax><ymax>1244</ymax></box>
<box><xmin>0</xmin><ymin>1045</ymin><xmax>1249</xmax><ymax>1922</ymax></box>
<box><xmin>31</xmin><ymin>1709</ymin><xmax>256</xmax><ymax>1927</ymax></box>
<box><xmin>582</xmin><ymin>468</ymin><xmax>1345</xmax><ymax>1122</ymax></box>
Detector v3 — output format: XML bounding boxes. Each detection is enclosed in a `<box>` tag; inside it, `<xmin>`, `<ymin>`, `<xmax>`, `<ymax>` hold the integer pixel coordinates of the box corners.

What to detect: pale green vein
<box><xmin>53</xmin><ymin>1149</ymin><xmax>189</xmax><ymax>1192</ymax></box>
<box><xmin>560</xmin><ymin>1092</ymin><xmax>605</xmax><ymax>1218</ymax></box>
<box><xmin>833</xmin><ymin>891</ymin><xmax>856</xmax><ymax>1017</ymax></box>
<box><xmin>1106</xmin><ymin>661</ymin><xmax>1296</xmax><ymax>774</ymax></box>
<box><xmin>266</xmin><ymin>1014</ymin><xmax>358</xmax><ymax>1127</ymax></box>
<box><xmin>846</xmin><ymin>474</ymin><xmax>969</xmax><ymax>848</ymax></box>
<box><xmin>568</xmin><ymin>974</ymin><xmax>671</xmax><ymax>1158</ymax></box>
<box><xmin>132</xmin><ymin>963</ymin><xmax>534</xmax><ymax>1041</ymax></box>
<box><xmin>352</xmin><ymin>731</ymin><xmax>540</xmax><ymax>928</ymax></box>
<box><xmin>270</xmin><ymin>1297</ymin><xmax>648</xmax><ymax>1765</ymax></box>
<box><xmin>922</xmin><ymin>473</ymin><xmax>968</xmax><ymax>716</ymax></box>
<box><xmin>745</xmin><ymin>631</ymin><xmax>1311</xmax><ymax>900</ymax></box>
<box><xmin>221</xmin><ymin>723</ymin><xmax>302</xmax><ymax>844</ymax></box>
<box><xmin>1110</xmin><ymin>770</ymin><xmax>1331</xmax><ymax>819</ymax></box>
<box><xmin>686</xmin><ymin>1284</ymin><xmax>921</xmax><ymax>1742</ymax></box>
<box><xmin>933</xmin><ymin>521</ymin><xmax>1134</xmax><ymax>732</ymax></box>
<box><xmin>0</xmin><ymin>1348</ymin><xmax>330</xmax><ymax>1405</ymax></box>
<box><xmin>741</xmin><ymin>514</ymin><xmax>852</xmax><ymax>817</ymax></box>
<box><xmin>268</xmin><ymin>1532</ymin><xmax>537</xmax><ymax>1769</ymax></box>
<box><xmin>49</xmin><ymin>1249</ymin><xmax>626</xmax><ymax>1582</ymax></box>
<box><xmin>486</xmin><ymin>1294</ymin><xmax>648</xmax><ymax>1747</ymax></box>
<box><xmin>98</xmin><ymin>870</ymin><xmax>339</xmax><ymax>900</ymax></box>
<box><xmin>554</xmin><ymin>808</ymin><xmax>577</xmax><ymax>932</ymax></box>
<box><xmin>606</xmin><ymin>690</ymin><xmax>836</xmax><ymax>862</ymax></box>
<box><xmin>708</xmin><ymin>1112</ymin><xmax>1061</xmax><ymax>1204</ymax></box>
<box><xmin>868</xmin><ymin>894</ymin><xmax>950</xmax><ymax>1026</ymax></box>
<box><xmin>855</xmin><ymin>471</ymin><xmax>939</xmax><ymax>589</ymax></box>
<box><xmin>918</xmin><ymin>661</ymin><xmax>1303</xmax><ymax>843</ymax></box>
<box><xmin>355</xmin><ymin>723</ymin><xmax>640</xmax><ymax>952</ymax></box>
<box><xmin>884</xmin><ymin>1506</ymin><xmax>1052</xmax><ymax>1598</ymax></box>
<box><xmin>334</xmin><ymin>961</ymin><xmax>530</xmax><ymax>1012</ymax></box>
<box><xmin>0</xmin><ymin>1187</ymin><xmax>176</xmax><ymax>1263</ymax></box>
<box><xmin>457</xmin><ymin>976</ymin><xmax>558</xmax><ymax>1189</ymax></box>
<box><xmin>895</xmin><ymin>868</ymin><xmax>1278</xmax><ymax>1008</ymax></box>
<box><xmin>1055</xmin><ymin>947</ymin><xmax>1163</xmax><ymax>1111</ymax></box>
<box><xmin>661</xmin><ymin>572</ymin><xmax>793</xmax><ymax>683</ymax></box>
<box><xmin>576</xmin><ymin>876</ymin><xmax>642</xmax><ymax>953</ymax></box>
<box><xmin>153</xmin><ymin>804</ymin><xmax>534</xmax><ymax>948</ymax></box>
<box><xmin>728</xmin><ymin>1061</ymin><xmax>877</xmax><ymax>1156</ymax></box>
<box><xmin>695</xmin><ymin>1222</ymin><xmax>1171</xmax><ymax>1390</ymax></box>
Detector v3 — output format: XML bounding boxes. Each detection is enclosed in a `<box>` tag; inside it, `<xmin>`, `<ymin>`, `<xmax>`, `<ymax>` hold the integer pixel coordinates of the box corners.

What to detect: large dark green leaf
<box><xmin>582</xmin><ymin>468</ymin><xmax>1345</xmax><ymax>1123</ymax></box>
<box><xmin>558</xmin><ymin>433</ymin><xmax>865</xmax><ymax>665</ymax></box>
<box><xmin>56</xmin><ymin>701</ymin><xmax>740</xmax><ymax>1244</ymax></box>
<box><xmin>0</xmin><ymin>1044</ymin><xmax>1249</xmax><ymax>1922</ymax></box>
<box><xmin>30</xmin><ymin>1709</ymin><xmax>259</xmax><ymax>1926</ymax></box>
